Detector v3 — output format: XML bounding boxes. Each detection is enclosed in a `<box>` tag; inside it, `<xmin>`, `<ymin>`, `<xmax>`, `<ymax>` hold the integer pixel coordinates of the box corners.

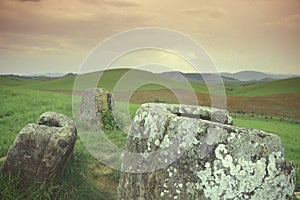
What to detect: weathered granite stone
<box><xmin>1</xmin><ymin>112</ymin><xmax>77</xmax><ymax>187</ymax></box>
<box><xmin>80</xmin><ymin>88</ymin><xmax>114</xmax><ymax>128</ymax></box>
<box><xmin>118</xmin><ymin>103</ymin><xmax>296</xmax><ymax>200</ymax></box>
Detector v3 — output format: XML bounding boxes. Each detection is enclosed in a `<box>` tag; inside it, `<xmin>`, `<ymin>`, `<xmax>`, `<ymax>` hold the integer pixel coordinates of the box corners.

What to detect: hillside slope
<box><xmin>221</xmin><ymin>71</ymin><xmax>298</xmax><ymax>81</ymax></box>
<box><xmin>2</xmin><ymin>70</ymin><xmax>299</xmax><ymax>98</ymax></box>
<box><xmin>0</xmin><ymin>76</ymin><xmax>41</xmax><ymax>87</ymax></box>
<box><xmin>229</xmin><ymin>77</ymin><xmax>300</xmax><ymax>96</ymax></box>
<box><xmin>2</xmin><ymin>69</ymin><xmax>207</xmax><ymax>94</ymax></box>
<box><xmin>160</xmin><ymin>71</ymin><xmax>240</xmax><ymax>84</ymax></box>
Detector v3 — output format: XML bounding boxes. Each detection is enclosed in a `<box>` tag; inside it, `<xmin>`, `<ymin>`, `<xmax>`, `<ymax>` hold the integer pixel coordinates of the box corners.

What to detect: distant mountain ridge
<box><xmin>1</xmin><ymin>69</ymin><xmax>298</xmax><ymax>83</ymax></box>
<box><xmin>221</xmin><ymin>71</ymin><xmax>298</xmax><ymax>82</ymax></box>
<box><xmin>160</xmin><ymin>70</ymin><xmax>299</xmax><ymax>83</ymax></box>
<box><xmin>160</xmin><ymin>71</ymin><xmax>240</xmax><ymax>84</ymax></box>
<box><xmin>2</xmin><ymin>73</ymin><xmax>75</xmax><ymax>80</ymax></box>
<box><xmin>1</xmin><ymin>68</ymin><xmax>299</xmax><ymax>97</ymax></box>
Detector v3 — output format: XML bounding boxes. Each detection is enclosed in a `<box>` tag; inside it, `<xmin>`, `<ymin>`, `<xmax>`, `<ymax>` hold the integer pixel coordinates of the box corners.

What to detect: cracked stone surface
<box><xmin>118</xmin><ymin>103</ymin><xmax>296</xmax><ymax>200</ymax></box>
<box><xmin>80</xmin><ymin>88</ymin><xmax>114</xmax><ymax>128</ymax></box>
<box><xmin>1</xmin><ymin>112</ymin><xmax>77</xmax><ymax>187</ymax></box>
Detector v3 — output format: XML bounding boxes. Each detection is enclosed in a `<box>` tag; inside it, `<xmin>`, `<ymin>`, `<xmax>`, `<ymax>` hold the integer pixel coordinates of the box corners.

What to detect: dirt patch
<box><xmin>45</xmin><ymin>89</ymin><xmax>300</xmax><ymax>120</ymax></box>
<box><xmin>295</xmin><ymin>192</ymin><xmax>300</xmax><ymax>199</ymax></box>
<box><xmin>86</xmin><ymin>161</ymin><xmax>119</xmax><ymax>199</ymax></box>
<box><xmin>227</xmin><ymin>94</ymin><xmax>300</xmax><ymax>120</ymax></box>
<box><xmin>0</xmin><ymin>156</ymin><xmax>6</xmax><ymax>162</ymax></box>
<box><xmin>128</xmin><ymin>90</ymin><xmax>300</xmax><ymax>120</ymax></box>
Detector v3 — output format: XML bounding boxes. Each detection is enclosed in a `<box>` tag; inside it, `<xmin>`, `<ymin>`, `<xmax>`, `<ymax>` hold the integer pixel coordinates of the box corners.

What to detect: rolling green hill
<box><xmin>1</xmin><ymin>70</ymin><xmax>299</xmax><ymax>98</ymax></box>
<box><xmin>20</xmin><ymin>75</ymin><xmax>76</xmax><ymax>91</ymax></box>
<box><xmin>4</xmin><ymin>69</ymin><xmax>209</xmax><ymax>94</ymax></box>
<box><xmin>229</xmin><ymin>77</ymin><xmax>300</xmax><ymax>96</ymax></box>
<box><xmin>0</xmin><ymin>76</ymin><xmax>40</xmax><ymax>87</ymax></box>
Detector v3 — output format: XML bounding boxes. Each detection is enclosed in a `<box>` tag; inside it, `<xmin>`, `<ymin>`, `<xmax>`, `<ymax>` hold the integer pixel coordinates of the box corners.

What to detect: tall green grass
<box><xmin>0</xmin><ymin>86</ymin><xmax>118</xmax><ymax>199</ymax></box>
<box><xmin>0</xmin><ymin>86</ymin><xmax>72</xmax><ymax>157</ymax></box>
<box><xmin>0</xmin><ymin>141</ymin><xmax>113</xmax><ymax>200</ymax></box>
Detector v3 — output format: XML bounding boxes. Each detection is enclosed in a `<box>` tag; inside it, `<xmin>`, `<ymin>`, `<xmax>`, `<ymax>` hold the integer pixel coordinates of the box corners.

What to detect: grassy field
<box><xmin>0</xmin><ymin>69</ymin><xmax>299</xmax><ymax>198</ymax></box>
<box><xmin>0</xmin><ymin>86</ymin><xmax>118</xmax><ymax>199</ymax></box>
<box><xmin>0</xmin><ymin>86</ymin><xmax>72</xmax><ymax>157</ymax></box>
<box><xmin>0</xmin><ymin>76</ymin><xmax>41</xmax><ymax>87</ymax></box>
<box><xmin>228</xmin><ymin>77</ymin><xmax>300</xmax><ymax>96</ymax></box>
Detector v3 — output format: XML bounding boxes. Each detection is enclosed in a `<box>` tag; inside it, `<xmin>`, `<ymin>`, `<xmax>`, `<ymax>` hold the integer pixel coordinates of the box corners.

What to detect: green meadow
<box><xmin>228</xmin><ymin>77</ymin><xmax>300</xmax><ymax>96</ymax></box>
<box><xmin>0</xmin><ymin>69</ymin><xmax>299</xmax><ymax>199</ymax></box>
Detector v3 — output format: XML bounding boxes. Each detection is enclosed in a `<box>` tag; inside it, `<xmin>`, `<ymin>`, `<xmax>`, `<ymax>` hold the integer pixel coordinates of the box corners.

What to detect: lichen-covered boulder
<box><xmin>1</xmin><ymin>112</ymin><xmax>77</xmax><ymax>187</ymax></box>
<box><xmin>118</xmin><ymin>103</ymin><xmax>296</xmax><ymax>200</ymax></box>
<box><xmin>80</xmin><ymin>88</ymin><xmax>114</xmax><ymax>128</ymax></box>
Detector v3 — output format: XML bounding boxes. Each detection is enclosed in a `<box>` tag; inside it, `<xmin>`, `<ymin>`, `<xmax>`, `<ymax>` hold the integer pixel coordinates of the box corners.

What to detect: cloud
<box><xmin>0</xmin><ymin>32</ymin><xmax>86</xmax><ymax>55</ymax></box>
<box><xmin>266</xmin><ymin>14</ymin><xmax>300</xmax><ymax>30</ymax></box>
<box><xmin>0</xmin><ymin>0</ymin><xmax>147</xmax><ymax>56</ymax></box>
<box><xmin>103</xmin><ymin>0</ymin><xmax>139</xmax><ymax>7</ymax></box>
<box><xmin>0</xmin><ymin>0</ymin><xmax>299</xmax><ymax>75</ymax></box>
<box><xmin>182</xmin><ymin>7</ymin><xmax>228</xmax><ymax>19</ymax></box>
<box><xmin>0</xmin><ymin>0</ymin><xmax>144</xmax><ymax>33</ymax></box>
<box><xmin>18</xmin><ymin>0</ymin><xmax>42</xmax><ymax>2</ymax></box>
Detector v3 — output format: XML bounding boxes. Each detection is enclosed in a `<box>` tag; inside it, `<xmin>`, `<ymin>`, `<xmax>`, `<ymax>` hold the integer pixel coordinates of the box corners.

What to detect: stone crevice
<box><xmin>1</xmin><ymin>112</ymin><xmax>77</xmax><ymax>187</ymax></box>
<box><xmin>35</xmin><ymin>125</ymin><xmax>54</xmax><ymax>179</ymax></box>
<box><xmin>118</xmin><ymin>103</ymin><xmax>296</xmax><ymax>200</ymax></box>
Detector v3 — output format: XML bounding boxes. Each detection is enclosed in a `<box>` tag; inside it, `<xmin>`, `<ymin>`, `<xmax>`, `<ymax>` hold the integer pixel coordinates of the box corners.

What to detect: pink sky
<box><xmin>0</xmin><ymin>0</ymin><xmax>299</xmax><ymax>74</ymax></box>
